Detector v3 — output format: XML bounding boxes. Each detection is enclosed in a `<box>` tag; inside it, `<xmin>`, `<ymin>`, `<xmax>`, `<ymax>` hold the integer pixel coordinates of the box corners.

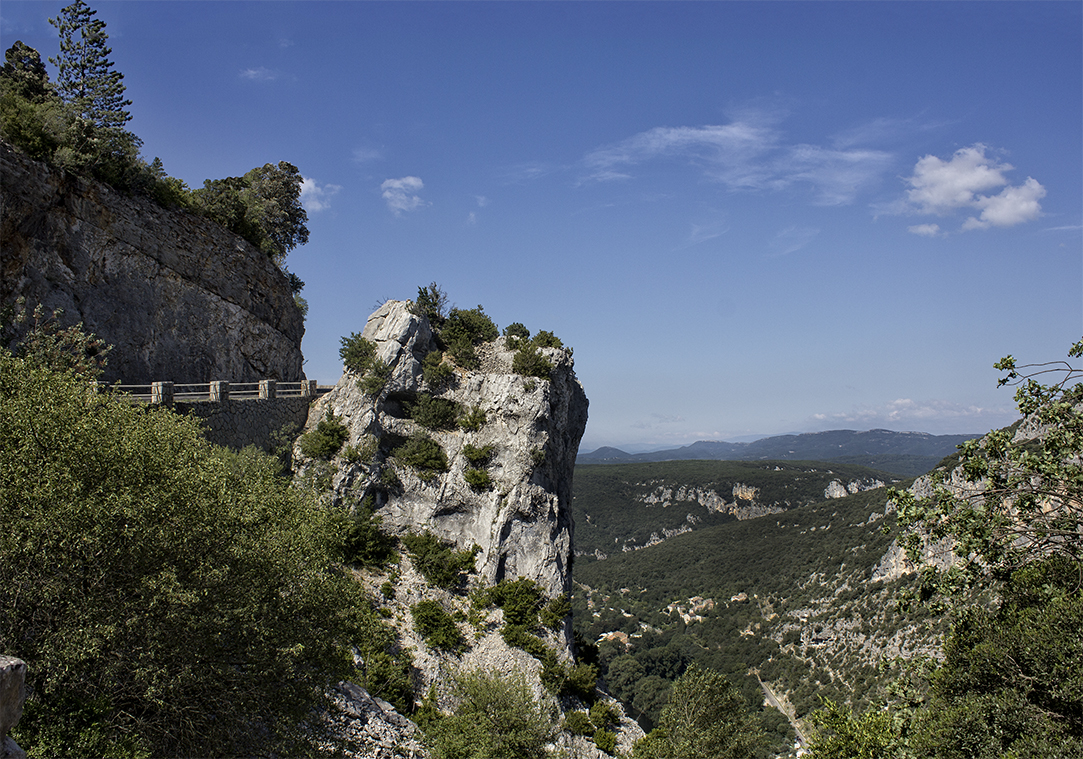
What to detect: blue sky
<box><xmin>3</xmin><ymin>1</ymin><xmax>1081</xmax><ymax>452</ymax></box>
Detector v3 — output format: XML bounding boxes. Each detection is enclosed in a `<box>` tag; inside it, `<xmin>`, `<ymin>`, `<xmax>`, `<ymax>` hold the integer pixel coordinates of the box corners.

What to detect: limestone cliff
<box><xmin>297</xmin><ymin>300</ymin><xmax>588</xmax><ymax>601</ymax></box>
<box><xmin>0</xmin><ymin>140</ymin><xmax>304</xmax><ymax>384</ymax></box>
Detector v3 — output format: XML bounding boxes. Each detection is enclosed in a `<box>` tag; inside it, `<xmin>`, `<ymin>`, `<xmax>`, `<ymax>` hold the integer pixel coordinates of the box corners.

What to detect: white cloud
<box><xmin>769</xmin><ymin>226</ymin><xmax>820</xmax><ymax>256</ymax></box>
<box><xmin>476</xmin><ymin>195</ymin><xmax>490</xmax><ymax>207</ymax></box>
<box><xmin>580</xmin><ymin>112</ymin><xmax>892</xmax><ymax>206</ymax></box>
<box><xmin>904</xmin><ymin>144</ymin><xmax>1045</xmax><ymax>230</ymax></box>
<box><xmin>809</xmin><ymin>397</ymin><xmax>1009</xmax><ymax>432</ymax></box>
<box><xmin>300</xmin><ymin>177</ymin><xmax>341</xmax><ymax>213</ymax></box>
<box><xmin>908</xmin><ymin>223</ymin><xmax>941</xmax><ymax>237</ymax></box>
<box><xmin>466</xmin><ymin>212</ymin><xmax>477</xmax><ymax>225</ymax></box>
<box><xmin>381</xmin><ymin>176</ymin><xmax>427</xmax><ymax>215</ymax></box>
<box><xmin>240</xmin><ymin>66</ymin><xmax>276</xmax><ymax>81</ymax></box>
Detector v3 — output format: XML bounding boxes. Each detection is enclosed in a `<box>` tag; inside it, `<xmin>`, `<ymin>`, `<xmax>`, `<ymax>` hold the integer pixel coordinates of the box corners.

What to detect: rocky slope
<box><xmin>0</xmin><ymin>140</ymin><xmax>304</xmax><ymax>384</ymax></box>
<box><xmin>298</xmin><ymin>300</ymin><xmax>588</xmax><ymax>602</ymax></box>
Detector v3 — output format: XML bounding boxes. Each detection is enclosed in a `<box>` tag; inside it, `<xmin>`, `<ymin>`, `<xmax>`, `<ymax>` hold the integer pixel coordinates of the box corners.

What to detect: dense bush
<box><xmin>464</xmin><ymin>468</ymin><xmax>493</xmax><ymax>490</ymax></box>
<box><xmin>442</xmin><ymin>306</ymin><xmax>498</xmax><ymax>370</ymax></box>
<box><xmin>402</xmin><ymin>531</ymin><xmax>478</xmax><ymax>589</ymax></box>
<box><xmin>298</xmin><ymin>410</ymin><xmax>349</xmax><ymax>459</ymax></box>
<box><xmin>420</xmin><ymin>669</ymin><xmax>556</xmax><ymax>759</ymax></box>
<box><xmin>393</xmin><ymin>433</ymin><xmax>449</xmax><ymax>477</ymax></box>
<box><xmin>513</xmin><ymin>344</ymin><xmax>554</xmax><ymax>380</ymax></box>
<box><xmin>407</xmin><ymin>393</ymin><xmax>461</xmax><ymax>430</ymax></box>
<box><xmin>340</xmin><ymin>332</ymin><xmax>377</xmax><ymax>374</ymax></box>
<box><xmin>0</xmin><ymin>351</ymin><xmax>382</xmax><ymax>757</ymax></box>
<box><xmin>462</xmin><ymin>442</ymin><xmax>495</xmax><ymax>467</ymax></box>
<box><xmin>411</xmin><ymin>600</ymin><xmax>465</xmax><ymax>654</ymax></box>
<box><xmin>342</xmin><ymin>507</ymin><xmax>398</xmax><ymax>569</ymax></box>
<box><xmin>563</xmin><ymin>711</ymin><xmax>593</xmax><ymax>736</ymax></box>
<box><xmin>423</xmin><ymin>350</ymin><xmax>455</xmax><ymax>387</ymax></box>
<box><xmin>458</xmin><ymin>405</ymin><xmax>487</xmax><ymax>432</ymax></box>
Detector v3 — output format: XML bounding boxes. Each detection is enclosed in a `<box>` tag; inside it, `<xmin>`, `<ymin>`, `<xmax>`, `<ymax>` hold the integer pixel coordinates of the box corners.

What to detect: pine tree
<box><xmin>48</xmin><ymin>0</ymin><xmax>131</xmax><ymax>130</ymax></box>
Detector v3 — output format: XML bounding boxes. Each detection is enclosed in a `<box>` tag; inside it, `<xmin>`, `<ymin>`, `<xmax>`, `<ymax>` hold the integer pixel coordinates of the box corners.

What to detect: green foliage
<box><xmin>402</xmin><ymin>531</ymin><xmax>478</xmax><ymax>589</ymax></box>
<box><xmin>343</xmin><ymin>507</ymin><xmax>398</xmax><ymax>569</ymax></box>
<box><xmin>339</xmin><ymin>331</ymin><xmax>377</xmax><ymax>374</ymax></box>
<box><xmin>360</xmin><ymin>358</ymin><xmax>391</xmax><ymax>396</ymax></box>
<box><xmin>590</xmin><ymin>701</ymin><xmax>619</xmax><ymax>730</ymax></box>
<box><xmin>462</xmin><ymin>442</ymin><xmax>496</xmax><ymax>467</ymax></box>
<box><xmin>411</xmin><ymin>600</ymin><xmax>465</xmax><ymax>654</ymax></box>
<box><xmin>593</xmin><ymin>728</ymin><xmax>617</xmax><ymax>755</ymax></box>
<box><xmin>441</xmin><ymin>306</ymin><xmax>498</xmax><ymax>370</ymax></box>
<box><xmin>421</xmin><ymin>669</ymin><xmax>556</xmax><ymax>759</ymax></box>
<box><xmin>532</xmin><ymin>329</ymin><xmax>563</xmax><ymax>349</ymax></box>
<box><xmin>407</xmin><ymin>393</ymin><xmax>461</xmax><ymax>430</ymax></box>
<box><xmin>464</xmin><ymin>467</ymin><xmax>493</xmax><ymax>490</ymax></box>
<box><xmin>423</xmin><ymin>350</ymin><xmax>455</xmax><ymax>387</ymax></box>
<box><xmin>541</xmin><ymin>593</ymin><xmax>572</xmax><ymax>628</ymax></box>
<box><xmin>513</xmin><ymin>343</ymin><xmax>554</xmax><ymax>380</ymax></box>
<box><xmin>807</xmin><ymin>698</ymin><xmax>902</xmax><ymax>759</ymax></box>
<box><xmin>563</xmin><ymin>711</ymin><xmax>593</xmax><ymax>736</ymax></box>
<box><xmin>341</xmin><ymin>434</ymin><xmax>378</xmax><ymax>466</ymax></box>
<box><xmin>49</xmin><ymin>0</ymin><xmax>131</xmax><ymax>130</ymax></box>
<box><xmin>489</xmin><ymin>577</ymin><xmax>546</xmax><ymax>627</ymax></box>
<box><xmin>298</xmin><ymin>410</ymin><xmax>349</xmax><ymax>460</ymax></box>
<box><xmin>191</xmin><ymin>161</ymin><xmax>309</xmax><ymax>265</ymax></box>
<box><xmin>893</xmin><ymin>340</ymin><xmax>1083</xmax><ymax>601</ymax></box>
<box><xmin>412</xmin><ymin>282</ymin><xmax>449</xmax><ymax>327</ymax></box>
<box><xmin>0</xmin><ymin>352</ymin><xmax>380</xmax><ymax>757</ymax></box>
<box><xmin>564</xmin><ymin>662</ymin><xmax>600</xmax><ymax>701</ymax></box>
<box><xmin>458</xmin><ymin>404</ymin><xmax>488</xmax><ymax>432</ymax></box>
<box><xmin>393</xmin><ymin>433</ymin><xmax>449</xmax><ymax>477</ymax></box>
<box><xmin>635</xmin><ymin>663</ymin><xmax>764</xmax><ymax>759</ymax></box>
<box><xmin>2</xmin><ymin>300</ymin><xmax>110</xmax><ymax>379</ymax></box>
<box><xmin>503</xmin><ymin>322</ymin><xmax>530</xmax><ymax>347</ymax></box>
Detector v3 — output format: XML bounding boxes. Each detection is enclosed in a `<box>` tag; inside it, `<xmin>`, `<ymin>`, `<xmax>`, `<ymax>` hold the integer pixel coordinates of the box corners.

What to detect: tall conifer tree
<box><xmin>48</xmin><ymin>0</ymin><xmax>131</xmax><ymax>130</ymax></box>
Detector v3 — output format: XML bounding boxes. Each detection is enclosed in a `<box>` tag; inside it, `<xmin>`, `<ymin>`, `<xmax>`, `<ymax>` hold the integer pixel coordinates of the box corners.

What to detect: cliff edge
<box><xmin>0</xmin><ymin>140</ymin><xmax>304</xmax><ymax>384</ymax></box>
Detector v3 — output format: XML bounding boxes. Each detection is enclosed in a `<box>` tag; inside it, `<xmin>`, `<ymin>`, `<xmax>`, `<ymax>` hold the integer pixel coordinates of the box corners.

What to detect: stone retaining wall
<box><xmin>177</xmin><ymin>396</ymin><xmax>314</xmax><ymax>452</ymax></box>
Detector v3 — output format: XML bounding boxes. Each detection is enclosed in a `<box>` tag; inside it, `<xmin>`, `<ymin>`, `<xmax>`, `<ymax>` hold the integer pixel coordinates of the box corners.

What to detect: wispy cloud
<box><xmin>580</xmin><ymin>111</ymin><xmax>893</xmax><ymax>206</ymax></box>
<box><xmin>240</xmin><ymin>66</ymin><xmax>277</xmax><ymax>82</ymax></box>
<box><xmin>769</xmin><ymin>226</ymin><xmax>820</xmax><ymax>256</ymax></box>
<box><xmin>353</xmin><ymin>147</ymin><xmax>383</xmax><ymax>164</ymax></box>
<box><xmin>903</xmin><ymin>144</ymin><xmax>1045</xmax><ymax>231</ymax></box>
<box><xmin>381</xmin><ymin>176</ymin><xmax>427</xmax><ymax>215</ymax></box>
<box><xmin>809</xmin><ymin>397</ymin><xmax>1010</xmax><ymax>432</ymax></box>
<box><xmin>908</xmin><ymin>223</ymin><xmax>942</xmax><ymax>237</ymax></box>
<box><xmin>300</xmin><ymin>177</ymin><xmax>341</xmax><ymax>213</ymax></box>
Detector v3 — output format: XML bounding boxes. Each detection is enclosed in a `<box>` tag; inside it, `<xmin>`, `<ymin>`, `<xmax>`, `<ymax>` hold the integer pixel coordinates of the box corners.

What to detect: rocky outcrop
<box><xmin>0</xmin><ymin>140</ymin><xmax>304</xmax><ymax>384</ymax></box>
<box><xmin>0</xmin><ymin>656</ymin><xmax>27</xmax><ymax>759</ymax></box>
<box><xmin>297</xmin><ymin>300</ymin><xmax>588</xmax><ymax>602</ymax></box>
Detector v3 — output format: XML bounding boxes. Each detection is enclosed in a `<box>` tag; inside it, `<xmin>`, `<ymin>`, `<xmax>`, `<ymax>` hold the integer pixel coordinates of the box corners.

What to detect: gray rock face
<box><xmin>297</xmin><ymin>300</ymin><xmax>588</xmax><ymax>601</ymax></box>
<box><xmin>0</xmin><ymin>140</ymin><xmax>304</xmax><ymax>384</ymax></box>
<box><xmin>0</xmin><ymin>656</ymin><xmax>27</xmax><ymax>759</ymax></box>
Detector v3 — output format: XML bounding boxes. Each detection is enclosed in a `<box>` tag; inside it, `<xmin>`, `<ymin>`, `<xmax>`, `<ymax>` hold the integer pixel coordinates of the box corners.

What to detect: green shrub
<box><xmin>342</xmin><ymin>508</ymin><xmax>398</xmax><ymax>569</ymax></box>
<box><xmin>532</xmin><ymin>330</ymin><xmax>563</xmax><ymax>349</ymax></box>
<box><xmin>407</xmin><ymin>394</ymin><xmax>460</xmax><ymax>430</ymax></box>
<box><xmin>423</xmin><ymin>350</ymin><xmax>455</xmax><ymax>387</ymax></box>
<box><xmin>359</xmin><ymin>358</ymin><xmax>391</xmax><ymax>396</ymax></box>
<box><xmin>489</xmin><ymin>577</ymin><xmax>545</xmax><ymax>627</ymax></box>
<box><xmin>411</xmin><ymin>282</ymin><xmax>449</xmax><ymax>327</ymax></box>
<box><xmin>411</xmin><ymin>600</ymin><xmax>465</xmax><ymax>653</ymax></box>
<box><xmin>379</xmin><ymin>466</ymin><xmax>402</xmax><ymax>490</ymax></box>
<box><xmin>339</xmin><ymin>332</ymin><xmax>377</xmax><ymax>374</ymax></box>
<box><xmin>458</xmin><ymin>405</ymin><xmax>487</xmax><ymax>432</ymax></box>
<box><xmin>402</xmin><ymin>531</ymin><xmax>478</xmax><ymax>589</ymax></box>
<box><xmin>594</xmin><ymin>728</ymin><xmax>617</xmax><ymax>755</ymax></box>
<box><xmin>513</xmin><ymin>344</ymin><xmax>553</xmax><ymax>380</ymax></box>
<box><xmin>393</xmin><ymin>434</ymin><xmax>449</xmax><ymax>477</ymax></box>
<box><xmin>420</xmin><ymin>669</ymin><xmax>556</xmax><ymax>759</ymax></box>
<box><xmin>298</xmin><ymin>411</ymin><xmax>349</xmax><ymax>460</ymax></box>
<box><xmin>464</xmin><ymin>468</ymin><xmax>492</xmax><ymax>490</ymax></box>
<box><xmin>564</xmin><ymin>663</ymin><xmax>599</xmax><ymax>701</ymax></box>
<box><xmin>541</xmin><ymin>594</ymin><xmax>572</xmax><ymax>628</ymax></box>
<box><xmin>590</xmin><ymin>702</ymin><xmax>619</xmax><ymax>731</ymax></box>
<box><xmin>443</xmin><ymin>306</ymin><xmax>499</xmax><ymax>347</ymax></box>
<box><xmin>564</xmin><ymin>711</ymin><xmax>594</xmax><ymax>736</ymax></box>
<box><xmin>341</xmin><ymin>435</ymin><xmax>378</xmax><ymax>466</ymax></box>
<box><xmin>503</xmin><ymin>322</ymin><xmax>530</xmax><ymax>346</ymax></box>
<box><xmin>462</xmin><ymin>443</ymin><xmax>495</xmax><ymax>467</ymax></box>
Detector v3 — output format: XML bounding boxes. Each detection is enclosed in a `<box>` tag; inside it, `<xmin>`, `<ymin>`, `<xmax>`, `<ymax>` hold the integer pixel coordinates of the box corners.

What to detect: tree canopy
<box><xmin>0</xmin><ymin>348</ymin><xmax>386</xmax><ymax>757</ymax></box>
<box><xmin>49</xmin><ymin>0</ymin><xmax>131</xmax><ymax>131</ymax></box>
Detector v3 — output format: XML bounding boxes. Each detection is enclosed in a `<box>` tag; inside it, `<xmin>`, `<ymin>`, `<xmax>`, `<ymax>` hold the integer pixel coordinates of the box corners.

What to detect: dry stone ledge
<box><xmin>0</xmin><ymin>656</ymin><xmax>27</xmax><ymax>759</ymax></box>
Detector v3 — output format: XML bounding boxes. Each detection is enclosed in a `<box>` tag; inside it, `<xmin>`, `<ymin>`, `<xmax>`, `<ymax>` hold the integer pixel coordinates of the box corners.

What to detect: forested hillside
<box><xmin>570</xmin><ymin>469</ymin><xmax>946</xmax><ymax>754</ymax></box>
<box><xmin>572</xmin><ymin>459</ymin><xmax>900</xmax><ymax>558</ymax></box>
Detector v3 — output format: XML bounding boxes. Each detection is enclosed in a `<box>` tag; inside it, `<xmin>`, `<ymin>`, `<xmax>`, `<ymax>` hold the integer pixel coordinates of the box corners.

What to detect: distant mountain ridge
<box><xmin>577</xmin><ymin>428</ymin><xmax>979</xmax><ymax>477</ymax></box>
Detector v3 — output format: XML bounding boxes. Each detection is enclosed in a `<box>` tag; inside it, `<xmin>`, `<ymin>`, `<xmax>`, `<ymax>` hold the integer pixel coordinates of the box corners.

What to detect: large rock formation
<box><xmin>297</xmin><ymin>300</ymin><xmax>588</xmax><ymax>601</ymax></box>
<box><xmin>0</xmin><ymin>140</ymin><xmax>304</xmax><ymax>384</ymax></box>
